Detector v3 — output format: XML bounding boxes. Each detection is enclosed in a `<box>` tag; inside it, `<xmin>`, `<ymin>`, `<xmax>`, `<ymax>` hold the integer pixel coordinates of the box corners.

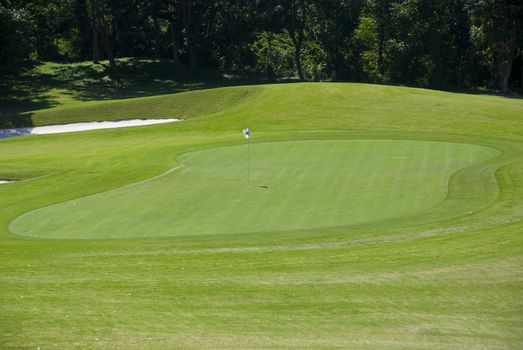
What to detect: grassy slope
<box><xmin>0</xmin><ymin>82</ymin><xmax>523</xmax><ymax>349</ymax></box>
<box><xmin>29</xmin><ymin>86</ymin><xmax>258</xmax><ymax>125</ymax></box>
<box><xmin>0</xmin><ymin>59</ymin><xmax>268</xmax><ymax>127</ymax></box>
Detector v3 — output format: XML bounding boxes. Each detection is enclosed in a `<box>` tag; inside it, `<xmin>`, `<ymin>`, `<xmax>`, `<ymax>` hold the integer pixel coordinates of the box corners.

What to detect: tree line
<box><xmin>1</xmin><ymin>0</ymin><xmax>522</xmax><ymax>93</ymax></box>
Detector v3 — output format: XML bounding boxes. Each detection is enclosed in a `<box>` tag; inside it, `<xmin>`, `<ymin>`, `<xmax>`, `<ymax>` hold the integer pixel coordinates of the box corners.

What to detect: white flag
<box><xmin>242</xmin><ymin>127</ymin><xmax>250</xmax><ymax>139</ymax></box>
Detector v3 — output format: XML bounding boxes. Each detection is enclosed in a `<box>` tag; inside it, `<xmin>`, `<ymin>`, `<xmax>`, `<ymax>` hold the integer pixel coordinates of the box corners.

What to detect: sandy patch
<box><xmin>0</xmin><ymin>180</ymin><xmax>15</xmax><ymax>184</ymax></box>
<box><xmin>0</xmin><ymin>119</ymin><xmax>179</xmax><ymax>139</ymax></box>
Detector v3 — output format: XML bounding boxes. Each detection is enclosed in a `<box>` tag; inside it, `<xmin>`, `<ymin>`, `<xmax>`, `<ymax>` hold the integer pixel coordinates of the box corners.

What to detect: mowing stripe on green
<box><xmin>9</xmin><ymin>139</ymin><xmax>498</xmax><ymax>239</ymax></box>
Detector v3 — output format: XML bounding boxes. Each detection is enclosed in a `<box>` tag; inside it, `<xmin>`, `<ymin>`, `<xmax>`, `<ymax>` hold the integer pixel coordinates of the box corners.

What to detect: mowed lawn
<box><xmin>10</xmin><ymin>140</ymin><xmax>499</xmax><ymax>239</ymax></box>
<box><xmin>1</xmin><ymin>82</ymin><xmax>523</xmax><ymax>349</ymax></box>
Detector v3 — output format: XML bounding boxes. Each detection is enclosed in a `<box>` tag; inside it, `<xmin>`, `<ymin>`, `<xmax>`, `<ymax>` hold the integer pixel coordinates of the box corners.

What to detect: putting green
<box><xmin>9</xmin><ymin>139</ymin><xmax>499</xmax><ymax>239</ymax></box>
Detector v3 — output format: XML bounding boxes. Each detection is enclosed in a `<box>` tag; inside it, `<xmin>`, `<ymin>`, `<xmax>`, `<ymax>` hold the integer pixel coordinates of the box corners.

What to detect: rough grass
<box><xmin>1</xmin><ymin>82</ymin><xmax>523</xmax><ymax>349</ymax></box>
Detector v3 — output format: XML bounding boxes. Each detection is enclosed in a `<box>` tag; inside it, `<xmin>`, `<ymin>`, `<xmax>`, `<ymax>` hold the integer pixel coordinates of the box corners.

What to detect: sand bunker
<box><xmin>0</xmin><ymin>180</ymin><xmax>15</xmax><ymax>184</ymax></box>
<box><xmin>0</xmin><ymin>119</ymin><xmax>179</xmax><ymax>139</ymax></box>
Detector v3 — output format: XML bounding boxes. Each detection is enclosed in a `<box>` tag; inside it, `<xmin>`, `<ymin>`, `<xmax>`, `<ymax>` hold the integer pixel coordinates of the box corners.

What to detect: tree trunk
<box><xmin>169</xmin><ymin>22</ymin><xmax>180</xmax><ymax>65</ymax></box>
<box><xmin>521</xmin><ymin>56</ymin><xmax>523</xmax><ymax>89</ymax></box>
<box><xmin>90</xmin><ymin>0</ymin><xmax>118</xmax><ymax>81</ymax></box>
<box><xmin>182</xmin><ymin>0</ymin><xmax>197</xmax><ymax>70</ymax></box>
<box><xmin>330</xmin><ymin>64</ymin><xmax>337</xmax><ymax>81</ymax></box>
<box><xmin>86</xmin><ymin>0</ymin><xmax>100</xmax><ymax>63</ymax></box>
<box><xmin>289</xmin><ymin>29</ymin><xmax>304</xmax><ymax>79</ymax></box>
<box><xmin>101</xmin><ymin>30</ymin><xmax>117</xmax><ymax>78</ymax></box>
<box><xmin>91</xmin><ymin>26</ymin><xmax>100</xmax><ymax>64</ymax></box>
<box><xmin>315</xmin><ymin>2</ymin><xmax>336</xmax><ymax>81</ymax></box>
<box><xmin>294</xmin><ymin>47</ymin><xmax>304</xmax><ymax>80</ymax></box>
<box><xmin>376</xmin><ymin>12</ymin><xmax>386</xmax><ymax>81</ymax></box>
<box><xmin>500</xmin><ymin>58</ymin><xmax>513</xmax><ymax>93</ymax></box>
<box><xmin>267</xmin><ymin>33</ymin><xmax>274</xmax><ymax>81</ymax></box>
<box><xmin>287</xmin><ymin>0</ymin><xmax>305</xmax><ymax>80</ymax></box>
<box><xmin>153</xmin><ymin>16</ymin><xmax>161</xmax><ymax>59</ymax></box>
<box><xmin>377</xmin><ymin>36</ymin><xmax>384</xmax><ymax>79</ymax></box>
<box><xmin>498</xmin><ymin>18</ymin><xmax>517</xmax><ymax>94</ymax></box>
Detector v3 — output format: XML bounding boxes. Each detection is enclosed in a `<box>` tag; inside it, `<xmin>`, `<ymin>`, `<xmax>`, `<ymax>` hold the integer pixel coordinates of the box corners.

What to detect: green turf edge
<box><xmin>5</xmin><ymin>135</ymin><xmax>506</xmax><ymax>243</ymax></box>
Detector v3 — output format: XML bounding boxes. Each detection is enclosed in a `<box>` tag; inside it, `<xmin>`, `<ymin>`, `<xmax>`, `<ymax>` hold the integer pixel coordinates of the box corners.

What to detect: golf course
<box><xmin>1</xmin><ymin>78</ymin><xmax>522</xmax><ymax>349</ymax></box>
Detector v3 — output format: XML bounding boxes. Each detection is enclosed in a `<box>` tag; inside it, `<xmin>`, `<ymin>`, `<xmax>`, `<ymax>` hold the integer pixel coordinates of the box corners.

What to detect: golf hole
<box><xmin>9</xmin><ymin>139</ymin><xmax>500</xmax><ymax>239</ymax></box>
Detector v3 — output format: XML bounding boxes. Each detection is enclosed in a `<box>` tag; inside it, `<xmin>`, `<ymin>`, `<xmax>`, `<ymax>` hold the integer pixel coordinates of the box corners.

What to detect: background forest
<box><xmin>1</xmin><ymin>0</ymin><xmax>522</xmax><ymax>93</ymax></box>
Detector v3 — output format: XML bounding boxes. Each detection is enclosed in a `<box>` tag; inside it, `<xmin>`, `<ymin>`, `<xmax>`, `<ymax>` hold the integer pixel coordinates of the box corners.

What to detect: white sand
<box><xmin>0</xmin><ymin>180</ymin><xmax>15</xmax><ymax>184</ymax></box>
<box><xmin>0</xmin><ymin>119</ymin><xmax>179</xmax><ymax>139</ymax></box>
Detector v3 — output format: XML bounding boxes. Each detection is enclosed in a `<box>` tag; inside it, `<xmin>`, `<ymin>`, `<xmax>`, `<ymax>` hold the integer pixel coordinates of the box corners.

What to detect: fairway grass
<box><xmin>1</xmin><ymin>82</ymin><xmax>523</xmax><ymax>349</ymax></box>
<box><xmin>10</xmin><ymin>139</ymin><xmax>499</xmax><ymax>239</ymax></box>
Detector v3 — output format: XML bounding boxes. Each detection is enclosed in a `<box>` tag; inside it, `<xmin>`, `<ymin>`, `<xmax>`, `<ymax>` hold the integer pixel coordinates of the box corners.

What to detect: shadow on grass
<box><xmin>11</xmin><ymin>58</ymin><xmax>520</xmax><ymax>128</ymax></box>
<box><xmin>0</xmin><ymin>58</ymin><xmax>293</xmax><ymax>128</ymax></box>
<box><xmin>0</xmin><ymin>62</ymin><xmax>56</xmax><ymax>127</ymax></box>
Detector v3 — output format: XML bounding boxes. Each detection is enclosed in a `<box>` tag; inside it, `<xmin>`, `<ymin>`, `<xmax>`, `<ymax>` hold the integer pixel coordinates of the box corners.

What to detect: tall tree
<box><xmin>312</xmin><ymin>1</ymin><xmax>338</xmax><ymax>80</ymax></box>
<box><xmin>0</xmin><ymin>1</ymin><xmax>33</xmax><ymax>68</ymax></box>
<box><xmin>372</xmin><ymin>0</ymin><xmax>392</xmax><ymax>81</ymax></box>
<box><xmin>447</xmin><ymin>0</ymin><xmax>471</xmax><ymax>87</ymax></box>
<box><xmin>169</xmin><ymin>15</ymin><xmax>181</xmax><ymax>64</ymax></box>
<box><xmin>284</xmin><ymin>0</ymin><xmax>307</xmax><ymax>80</ymax></box>
<box><xmin>253</xmin><ymin>0</ymin><xmax>285</xmax><ymax>80</ymax></box>
<box><xmin>151</xmin><ymin>0</ymin><xmax>162</xmax><ymax>59</ymax></box>
<box><xmin>86</xmin><ymin>0</ymin><xmax>100</xmax><ymax>63</ymax></box>
<box><xmin>472</xmin><ymin>0</ymin><xmax>523</xmax><ymax>93</ymax></box>
<box><xmin>87</xmin><ymin>0</ymin><xmax>118</xmax><ymax>78</ymax></box>
<box><xmin>312</xmin><ymin>0</ymin><xmax>363</xmax><ymax>81</ymax></box>
<box><xmin>181</xmin><ymin>0</ymin><xmax>197</xmax><ymax>69</ymax></box>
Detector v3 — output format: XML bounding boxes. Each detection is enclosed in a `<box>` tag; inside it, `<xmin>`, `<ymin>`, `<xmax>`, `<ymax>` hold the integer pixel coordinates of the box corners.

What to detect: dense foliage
<box><xmin>1</xmin><ymin>0</ymin><xmax>522</xmax><ymax>92</ymax></box>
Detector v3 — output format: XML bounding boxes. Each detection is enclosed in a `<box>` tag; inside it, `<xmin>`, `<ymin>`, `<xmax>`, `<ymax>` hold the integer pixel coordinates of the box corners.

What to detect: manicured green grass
<box><xmin>1</xmin><ymin>82</ymin><xmax>523</xmax><ymax>349</ymax></box>
<box><xmin>10</xmin><ymin>140</ymin><xmax>499</xmax><ymax>239</ymax></box>
<box><xmin>0</xmin><ymin>58</ymin><xmax>264</xmax><ymax>127</ymax></box>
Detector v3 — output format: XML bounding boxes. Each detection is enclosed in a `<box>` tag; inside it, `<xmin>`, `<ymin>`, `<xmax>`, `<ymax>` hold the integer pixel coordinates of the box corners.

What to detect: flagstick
<box><xmin>242</xmin><ymin>127</ymin><xmax>251</xmax><ymax>185</ymax></box>
<box><xmin>247</xmin><ymin>136</ymin><xmax>250</xmax><ymax>185</ymax></box>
